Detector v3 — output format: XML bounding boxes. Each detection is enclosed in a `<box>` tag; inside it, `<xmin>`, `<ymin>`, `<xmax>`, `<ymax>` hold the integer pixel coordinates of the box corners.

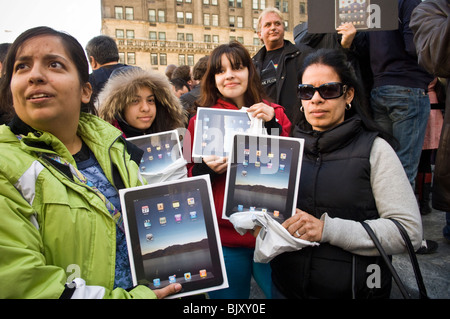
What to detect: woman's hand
<box><xmin>336</xmin><ymin>22</ymin><xmax>356</xmax><ymax>49</ymax></box>
<box><xmin>282</xmin><ymin>209</ymin><xmax>324</xmax><ymax>242</ymax></box>
<box><xmin>203</xmin><ymin>155</ymin><xmax>228</xmax><ymax>174</ymax></box>
<box><xmin>247</xmin><ymin>102</ymin><xmax>275</xmax><ymax>122</ymax></box>
<box><xmin>153</xmin><ymin>283</ymin><xmax>182</xmax><ymax>299</ymax></box>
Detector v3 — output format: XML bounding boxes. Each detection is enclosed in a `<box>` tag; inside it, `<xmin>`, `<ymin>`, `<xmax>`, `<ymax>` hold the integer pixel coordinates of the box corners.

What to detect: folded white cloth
<box><xmin>141</xmin><ymin>158</ymin><xmax>188</xmax><ymax>184</ymax></box>
<box><xmin>229</xmin><ymin>211</ymin><xmax>319</xmax><ymax>263</ymax></box>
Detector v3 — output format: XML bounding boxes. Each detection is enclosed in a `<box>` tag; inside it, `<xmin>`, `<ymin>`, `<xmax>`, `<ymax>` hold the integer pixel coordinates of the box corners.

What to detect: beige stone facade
<box><xmin>101</xmin><ymin>0</ymin><xmax>307</xmax><ymax>74</ymax></box>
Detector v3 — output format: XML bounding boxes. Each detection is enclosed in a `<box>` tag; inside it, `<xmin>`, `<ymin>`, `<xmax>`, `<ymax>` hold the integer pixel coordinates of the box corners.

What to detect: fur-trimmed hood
<box><xmin>97</xmin><ymin>67</ymin><xmax>187</xmax><ymax>131</ymax></box>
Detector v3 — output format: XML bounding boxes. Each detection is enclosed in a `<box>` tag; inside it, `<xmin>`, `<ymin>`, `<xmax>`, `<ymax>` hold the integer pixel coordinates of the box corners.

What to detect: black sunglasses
<box><xmin>297</xmin><ymin>82</ymin><xmax>348</xmax><ymax>100</ymax></box>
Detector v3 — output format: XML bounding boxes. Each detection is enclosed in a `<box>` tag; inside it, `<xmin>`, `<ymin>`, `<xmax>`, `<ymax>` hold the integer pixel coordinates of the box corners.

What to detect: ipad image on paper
<box><xmin>119</xmin><ymin>175</ymin><xmax>228</xmax><ymax>298</ymax></box>
<box><xmin>223</xmin><ymin>133</ymin><xmax>304</xmax><ymax>224</ymax></box>
<box><xmin>127</xmin><ymin>130</ymin><xmax>183</xmax><ymax>175</ymax></box>
<box><xmin>335</xmin><ymin>0</ymin><xmax>371</xmax><ymax>30</ymax></box>
<box><xmin>192</xmin><ymin>107</ymin><xmax>252</xmax><ymax>159</ymax></box>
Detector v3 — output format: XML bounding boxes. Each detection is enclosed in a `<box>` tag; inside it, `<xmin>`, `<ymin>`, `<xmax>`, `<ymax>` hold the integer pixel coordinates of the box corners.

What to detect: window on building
<box><xmin>126</xmin><ymin>30</ymin><xmax>134</xmax><ymax>39</ymax></box>
<box><xmin>149</xmin><ymin>9</ymin><xmax>156</xmax><ymax>22</ymax></box>
<box><xmin>127</xmin><ymin>52</ymin><xmax>136</xmax><ymax>65</ymax></box>
<box><xmin>160</xmin><ymin>53</ymin><xmax>167</xmax><ymax>65</ymax></box>
<box><xmin>115</xmin><ymin>7</ymin><xmax>123</xmax><ymax>19</ymax></box>
<box><xmin>229</xmin><ymin>0</ymin><xmax>234</xmax><ymax>8</ymax></box>
<box><xmin>229</xmin><ymin>16</ymin><xmax>235</xmax><ymax>27</ymax></box>
<box><xmin>253</xmin><ymin>0</ymin><xmax>258</xmax><ymax>10</ymax></box>
<box><xmin>159</xmin><ymin>32</ymin><xmax>166</xmax><ymax>40</ymax></box>
<box><xmin>186</xmin><ymin>0</ymin><xmax>192</xmax><ymax>3</ymax></box>
<box><xmin>237</xmin><ymin>0</ymin><xmax>242</xmax><ymax>8</ymax></box>
<box><xmin>149</xmin><ymin>31</ymin><xmax>157</xmax><ymax>40</ymax></box>
<box><xmin>253</xmin><ymin>18</ymin><xmax>258</xmax><ymax>30</ymax></box>
<box><xmin>203</xmin><ymin>0</ymin><xmax>209</xmax><ymax>4</ymax></box>
<box><xmin>213</xmin><ymin>35</ymin><xmax>219</xmax><ymax>43</ymax></box>
<box><xmin>177</xmin><ymin>33</ymin><xmax>185</xmax><ymax>41</ymax></box>
<box><xmin>186</xmin><ymin>12</ymin><xmax>193</xmax><ymax>24</ymax></box>
<box><xmin>212</xmin><ymin>14</ymin><xmax>219</xmax><ymax>26</ymax></box>
<box><xmin>119</xmin><ymin>52</ymin><xmax>125</xmax><ymax>64</ymax></box>
<box><xmin>178</xmin><ymin>54</ymin><xmax>186</xmax><ymax>66</ymax></box>
<box><xmin>237</xmin><ymin>16</ymin><xmax>243</xmax><ymax>28</ymax></box>
<box><xmin>211</xmin><ymin>0</ymin><xmax>218</xmax><ymax>5</ymax></box>
<box><xmin>158</xmin><ymin>10</ymin><xmax>165</xmax><ymax>22</ymax></box>
<box><xmin>204</xmin><ymin>14</ymin><xmax>210</xmax><ymax>26</ymax></box>
<box><xmin>125</xmin><ymin>7</ymin><xmax>134</xmax><ymax>20</ymax></box>
<box><xmin>151</xmin><ymin>53</ymin><xmax>158</xmax><ymax>65</ymax></box>
<box><xmin>253</xmin><ymin>37</ymin><xmax>261</xmax><ymax>45</ymax></box>
<box><xmin>177</xmin><ymin>12</ymin><xmax>184</xmax><ymax>24</ymax></box>
<box><xmin>282</xmin><ymin>1</ymin><xmax>289</xmax><ymax>13</ymax></box>
<box><xmin>186</xmin><ymin>33</ymin><xmax>194</xmax><ymax>42</ymax></box>
<box><xmin>237</xmin><ymin>37</ymin><xmax>244</xmax><ymax>44</ymax></box>
<box><xmin>261</xmin><ymin>0</ymin><xmax>266</xmax><ymax>10</ymax></box>
<box><xmin>116</xmin><ymin>29</ymin><xmax>124</xmax><ymax>38</ymax></box>
<box><xmin>204</xmin><ymin>34</ymin><xmax>211</xmax><ymax>42</ymax></box>
<box><xmin>300</xmin><ymin>2</ymin><xmax>306</xmax><ymax>15</ymax></box>
<box><xmin>187</xmin><ymin>55</ymin><xmax>194</xmax><ymax>66</ymax></box>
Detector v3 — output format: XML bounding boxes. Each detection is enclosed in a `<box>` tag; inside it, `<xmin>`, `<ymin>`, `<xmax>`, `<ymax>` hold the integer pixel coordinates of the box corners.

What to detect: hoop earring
<box><xmin>346</xmin><ymin>103</ymin><xmax>352</xmax><ymax>110</ymax></box>
<box><xmin>300</xmin><ymin>106</ymin><xmax>304</xmax><ymax>113</ymax></box>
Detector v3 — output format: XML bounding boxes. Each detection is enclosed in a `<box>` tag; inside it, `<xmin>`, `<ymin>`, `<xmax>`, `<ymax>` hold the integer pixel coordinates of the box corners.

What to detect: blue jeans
<box><xmin>208</xmin><ymin>246</ymin><xmax>272</xmax><ymax>299</ymax></box>
<box><xmin>371</xmin><ymin>86</ymin><xmax>430</xmax><ymax>187</ymax></box>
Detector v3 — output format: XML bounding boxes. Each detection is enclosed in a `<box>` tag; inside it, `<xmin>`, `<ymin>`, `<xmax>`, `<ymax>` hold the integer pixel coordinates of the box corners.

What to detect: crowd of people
<box><xmin>0</xmin><ymin>0</ymin><xmax>448</xmax><ymax>299</ymax></box>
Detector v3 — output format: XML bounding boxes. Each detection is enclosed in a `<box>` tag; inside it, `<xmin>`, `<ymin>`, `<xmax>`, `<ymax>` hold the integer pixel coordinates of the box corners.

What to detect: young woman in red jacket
<box><xmin>183</xmin><ymin>41</ymin><xmax>291</xmax><ymax>299</ymax></box>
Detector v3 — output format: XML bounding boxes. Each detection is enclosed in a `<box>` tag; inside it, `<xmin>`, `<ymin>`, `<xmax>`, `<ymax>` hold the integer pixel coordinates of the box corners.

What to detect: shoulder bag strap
<box><xmin>389</xmin><ymin>219</ymin><xmax>429</xmax><ymax>299</ymax></box>
<box><xmin>361</xmin><ymin>221</ymin><xmax>412</xmax><ymax>299</ymax></box>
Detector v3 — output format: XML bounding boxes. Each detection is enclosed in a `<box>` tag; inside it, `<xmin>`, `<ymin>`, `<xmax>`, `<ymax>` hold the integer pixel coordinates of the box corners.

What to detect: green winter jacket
<box><xmin>0</xmin><ymin>113</ymin><xmax>156</xmax><ymax>299</ymax></box>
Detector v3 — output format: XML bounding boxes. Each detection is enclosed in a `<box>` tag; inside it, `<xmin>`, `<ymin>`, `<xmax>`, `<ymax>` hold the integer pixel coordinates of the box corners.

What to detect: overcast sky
<box><xmin>0</xmin><ymin>0</ymin><xmax>102</xmax><ymax>49</ymax></box>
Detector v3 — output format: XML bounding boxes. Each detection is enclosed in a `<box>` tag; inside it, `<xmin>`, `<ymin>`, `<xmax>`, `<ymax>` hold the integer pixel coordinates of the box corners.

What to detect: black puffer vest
<box><xmin>271</xmin><ymin>116</ymin><xmax>392</xmax><ymax>299</ymax></box>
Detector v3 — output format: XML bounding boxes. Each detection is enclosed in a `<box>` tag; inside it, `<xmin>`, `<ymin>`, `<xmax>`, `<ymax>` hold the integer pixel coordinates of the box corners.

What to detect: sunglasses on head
<box><xmin>297</xmin><ymin>82</ymin><xmax>348</xmax><ymax>100</ymax></box>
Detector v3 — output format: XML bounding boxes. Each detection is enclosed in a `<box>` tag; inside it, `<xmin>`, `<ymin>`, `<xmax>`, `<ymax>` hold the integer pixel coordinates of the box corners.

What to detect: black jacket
<box><xmin>253</xmin><ymin>40</ymin><xmax>312</xmax><ymax>121</ymax></box>
<box><xmin>271</xmin><ymin>116</ymin><xmax>391</xmax><ymax>299</ymax></box>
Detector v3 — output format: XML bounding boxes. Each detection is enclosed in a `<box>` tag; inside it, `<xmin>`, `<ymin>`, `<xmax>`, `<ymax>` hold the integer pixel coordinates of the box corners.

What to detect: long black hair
<box><xmin>0</xmin><ymin>26</ymin><xmax>96</xmax><ymax>123</ymax></box>
<box><xmin>292</xmin><ymin>48</ymin><xmax>398</xmax><ymax>149</ymax></box>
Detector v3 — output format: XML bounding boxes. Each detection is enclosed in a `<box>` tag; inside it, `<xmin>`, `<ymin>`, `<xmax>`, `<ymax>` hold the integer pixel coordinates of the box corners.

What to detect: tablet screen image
<box><xmin>223</xmin><ymin>134</ymin><xmax>304</xmax><ymax>223</ymax></box>
<box><xmin>120</xmin><ymin>176</ymin><xmax>227</xmax><ymax>298</ymax></box>
<box><xmin>192</xmin><ymin>108</ymin><xmax>252</xmax><ymax>159</ymax></box>
<box><xmin>127</xmin><ymin>130</ymin><xmax>182</xmax><ymax>175</ymax></box>
<box><xmin>335</xmin><ymin>0</ymin><xmax>371</xmax><ymax>30</ymax></box>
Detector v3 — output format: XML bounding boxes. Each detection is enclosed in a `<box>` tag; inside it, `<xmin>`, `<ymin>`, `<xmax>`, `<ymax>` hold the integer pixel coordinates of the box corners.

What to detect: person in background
<box><xmin>165</xmin><ymin>64</ymin><xmax>177</xmax><ymax>80</ymax></box>
<box><xmin>252</xmin><ymin>7</ymin><xmax>312</xmax><ymax>121</ymax></box>
<box><xmin>85</xmin><ymin>35</ymin><xmax>127</xmax><ymax>104</ymax></box>
<box><xmin>170</xmin><ymin>77</ymin><xmax>190</xmax><ymax>98</ymax></box>
<box><xmin>410</xmin><ymin>0</ymin><xmax>450</xmax><ymax>243</ymax></box>
<box><xmin>180</xmin><ymin>56</ymin><xmax>209</xmax><ymax>113</ymax></box>
<box><xmin>269</xmin><ymin>48</ymin><xmax>422</xmax><ymax>299</ymax></box>
<box><xmin>368</xmin><ymin>0</ymin><xmax>436</xmax><ymax>254</ymax></box>
<box><xmin>97</xmin><ymin>67</ymin><xmax>187</xmax><ymax>138</ymax></box>
<box><xmin>172</xmin><ymin>64</ymin><xmax>194</xmax><ymax>90</ymax></box>
<box><xmin>184</xmin><ymin>41</ymin><xmax>291</xmax><ymax>299</ymax></box>
<box><xmin>0</xmin><ymin>26</ymin><xmax>181</xmax><ymax>299</ymax></box>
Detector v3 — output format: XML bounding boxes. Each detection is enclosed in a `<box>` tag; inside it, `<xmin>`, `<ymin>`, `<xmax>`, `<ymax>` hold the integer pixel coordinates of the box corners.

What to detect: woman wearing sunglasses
<box><xmin>269</xmin><ymin>49</ymin><xmax>423</xmax><ymax>299</ymax></box>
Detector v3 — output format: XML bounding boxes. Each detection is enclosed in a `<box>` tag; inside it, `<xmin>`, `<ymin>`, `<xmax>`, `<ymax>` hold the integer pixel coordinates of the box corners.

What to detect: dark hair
<box><xmin>197</xmin><ymin>41</ymin><xmax>268</xmax><ymax>109</ymax></box>
<box><xmin>0</xmin><ymin>26</ymin><xmax>96</xmax><ymax>122</ymax></box>
<box><xmin>192</xmin><ymin>56</ymin><xmax>209</xmax><ymax>81</ymax></box>
<box><xmin>0</xmin><ymin>43</ymin><xmax>11</xmax><ymax>64</ymax></box>
<box><xmin>171</xmin><ymin>77</ymin><xmax>190</xmax><ymax>91</ymax></box>
<box><xmin>292</xmin><ymin>48</ymin><xmax>398</xmax><ymax>149</ymax></box>
<box><xmin>85</xmin><ymin>35</ymin><xmax>119</xmax><ymax>65</ymax></box>
<box><xmin>171</xmin><ymin>65</ymin><xmax>192</xmax><ymax>83</ymax></box>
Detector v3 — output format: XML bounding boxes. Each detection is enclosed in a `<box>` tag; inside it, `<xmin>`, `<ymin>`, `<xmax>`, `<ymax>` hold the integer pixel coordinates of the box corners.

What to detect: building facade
<box><xmin>101</xmin><ymin>0</ymin><xmax>308</xmax><ymax>74</ymax></box>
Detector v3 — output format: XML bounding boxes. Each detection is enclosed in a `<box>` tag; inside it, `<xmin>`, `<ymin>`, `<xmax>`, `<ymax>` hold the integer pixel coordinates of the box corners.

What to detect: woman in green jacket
<box><xmin>0</xmin><ymin>27</ymin><xmax>181</xmax><ymax>299</ymax></box>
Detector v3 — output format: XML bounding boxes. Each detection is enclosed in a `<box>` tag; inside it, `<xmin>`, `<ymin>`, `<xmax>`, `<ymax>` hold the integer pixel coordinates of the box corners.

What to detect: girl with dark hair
<box><xmin>97</xmin><ymin>67</ymin><xmax>187</xmax><ymax>138</ymax></box>
<box><xmin>183</xmin><ymin>41</ymin><xmax>291</xmax><ymax>299</ymax></box>
<box><xmin>270</xmin><ymin>48</ymin><xmax>422</xmax><ymax>299</ymax></box>
<box><xmin>0</xmin><ymin>27</ymin><xmax>180</xmax><ymax>299</ymax></box>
